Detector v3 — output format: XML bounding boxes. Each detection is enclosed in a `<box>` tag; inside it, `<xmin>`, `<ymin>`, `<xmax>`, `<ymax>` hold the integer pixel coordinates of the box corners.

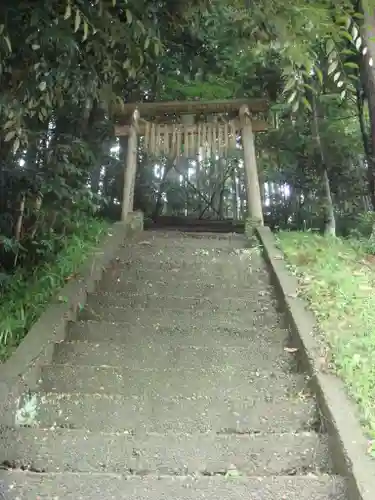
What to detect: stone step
<box><xmin>0</xmin><ymin>472</ymin><xmax>347</xmax><ymax>499</ymax></box>
<box><xmin>118</xmin><ymin>254</ymin><xmax>250</xmax><ymax>268</ymax></box>
<box><xmin>1</xmin><ymin>428</ymin><xmax>331</xmax><ymax>475</ymax></box>
<box><xmin>40</xmin><ymin>364</ymin><xmax>305</xmax><ymax>397</ymax></box>
<box><xmin>116</xmin><ymin>258</ymin><xmax>253</xmax><ymax>271</ymax></box>
<box><xmin>10</xmin><ymin>391</ymin><xmax>317</xmax><ymax>433</ymax></box>
<box><xmin>116</xmin><ymin>249</ymin><xmax>259</xmax><ymax>267</ymax></box>
<box><xmin>79</xmin><ymin>302</ymin><xmax>281</xmax><ymax>326</ymax></box>
<box><xmin>51</xmin><ymin>341</ymin><xmax>295</xmax><ymax>372</ymax></box>
<box><xmin>100</xmin><ymin>253</ymin><xmax>268</xmax><ymax>282</ymax></box>
<box><xmin>99</xmin><ymin>264</ymin><xmax>268</xmax><ymax>289</ymax></box>
<box><xmin>66</xmin><ymin>320</ymin><xmax>290</xmax><ymax>347</ymax></box>
<box><xmin>86</xmin><ymin>292</ymin><xmax>272</xmax><ymax>312</ymax></box>
<box><xmin>141</xmin><ymin>230</ymin><xmax>246</xmax><ymax>239</ymax></box>
<box><xmin>130</xmin><ymin>232</ymin><xmax>247</xmax><ymax>247</ymax></box>
<box><xmin>98</xmin><ymin>277</ymin><xmax>268</xmax><ymax>296</ymax></box>
<box><xmin>119</xmin><ymin>238</ymin><xmax>247</xmax><ymax>251</ymax></box>
<box><xmin>115</xmin><ymin>237</ymin><xmax>256</xmax><ymax>255</ymax></box>
<box><xmin>113</xmin><ymin>251</ymin><xmax>253</xmax><ymax>266</ymax></box>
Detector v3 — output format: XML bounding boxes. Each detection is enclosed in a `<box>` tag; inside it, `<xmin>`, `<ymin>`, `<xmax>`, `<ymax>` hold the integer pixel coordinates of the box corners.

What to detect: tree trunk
<box><xmin>311</xmin><ymin>93</ymin><xmax>336</xmax><ymax>236</ymax></box>
<box><xmin>231</xmin><ymin>166</ymin><xmax>238</xmax><ymax>219</ymax></box>
<box><xmin>212</xmin><ymin>158</ymin><xmax>226</xmax><ymax>218</ymax></box>
<box><xmin>121</xmin><ymin>117</ymin><xmax>138</xmax><ymax>221</ymax></box>
<box><xmin>360</xmin><ymin>3</ymin><xmax>375</xmax><ymax>208</ymax></box>
<box><xmin>322</xmin><ymin>170</ymin><xmax>336</xmax><ymax>236</ymax></box>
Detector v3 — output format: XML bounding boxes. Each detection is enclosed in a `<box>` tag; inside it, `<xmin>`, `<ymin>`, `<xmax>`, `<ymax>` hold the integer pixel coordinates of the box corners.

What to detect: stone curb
<box><xmin>0</xmin><ymin>212</ymin><xmax>144</xmax><ymax>424</ymax></box>
<box><xmin>256</xmin><ymin>226</ymin><xmax>375</xmax><ymax>500</ymax></box>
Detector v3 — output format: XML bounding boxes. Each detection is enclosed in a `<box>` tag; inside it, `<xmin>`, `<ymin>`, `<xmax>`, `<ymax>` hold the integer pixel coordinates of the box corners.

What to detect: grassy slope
<box><xmin>277</xmin><ymin>231</ymin><xmax>375</xmax><ymax>447</ymax></box>
<box><xmin>0</xmin><ymin>217</ymin><xmax>110</xmax><ymax>362</ymax></box>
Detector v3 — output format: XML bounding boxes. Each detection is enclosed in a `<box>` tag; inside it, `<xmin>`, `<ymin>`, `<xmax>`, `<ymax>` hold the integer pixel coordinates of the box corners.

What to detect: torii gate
<box><xmin>113</xmin><ymin>98</ymin><xmax>269</xmax><ymax>224</ymax></box>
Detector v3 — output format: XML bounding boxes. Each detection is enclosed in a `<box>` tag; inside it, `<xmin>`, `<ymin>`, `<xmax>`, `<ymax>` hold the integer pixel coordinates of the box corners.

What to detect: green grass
<box><xmin>0</xmin><ymin>217</ymin><xmax>110</xmax><ymax>362</ymax></box>
<box><xmin>277</xmin><ymin>231</ymin><xmax>375</xmax><ymax>449</ymax></box>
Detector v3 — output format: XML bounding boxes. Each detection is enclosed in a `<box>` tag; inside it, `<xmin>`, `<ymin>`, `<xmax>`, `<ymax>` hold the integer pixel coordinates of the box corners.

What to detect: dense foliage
<box><xmin>1</xmin><ymin>0</ymin><xmax>375</xmax><ymax>277</ymax></box>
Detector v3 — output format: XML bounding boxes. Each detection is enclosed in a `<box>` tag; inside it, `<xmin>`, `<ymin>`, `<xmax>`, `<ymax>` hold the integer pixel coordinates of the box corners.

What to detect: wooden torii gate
<box><xmin>113</xmin><ymin>98</ymin><xmax>269</xmax><ymax>224</ymax></box>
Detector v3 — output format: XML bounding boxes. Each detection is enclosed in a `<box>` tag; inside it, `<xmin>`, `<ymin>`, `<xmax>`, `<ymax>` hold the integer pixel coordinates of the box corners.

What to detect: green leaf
<box><xmin>144</xmin><ymin>37</ymin><xmax>150</xmax><ymax>50</ymax></box>
<box><xmin>4</xmin><ymin>130</ymin><xmax>16</xmax><ymax>142</ymax></box>
<box><xmin>326</xmin><ymin>39</ymin><xmax>335</xmax><ymax>55</ymax></box>
<box><xmin>328</xmin><ymin>61</ymin><xmax>338</xmax><ymax>75</ymax></box>
<box><xmin>44</xmin><ymin>93</ymin><xmax>51</xmax><ymax>107</ymax></box>
<box><xmin>348</xmin><ymin>74</ymin><xmax>359</xmax><ymax>81</ymax></box>
<box><xmin>341</xmin><ymin>48</ymin><xmax>356</xmax><ymax>56</ymax></box>
<box><xmin>328</xmin><ymin>50</ymin><xmax>337</xmax><ymax>63</ymax></box>
<box><xmin>83</xmin><ymin>21</ymin><xmax>89</xmax><ymax>41</ymax></box>
<box><xmin>303</xmin><ymin>83</ymin><xmax>315</xmax><ymax>93</ymax></box>
<box><xmin>126</xmin><ymin>9</ymin><xmax>132</xmax><ymax>24</ymax></box>
<box><xmin>284</xmin><ymin>78</ymin><xmax>296</xmax><ymax>93</ymax></box>
<box><xmin>302</xmin><ymin>97</ymin><xmax>312</xmax><ymax>112</ymax></box>
<box><xmin>344</xmin><ymin>62</ymin><xmax>359</xmax><ymax>69</ymax></box>
<box><xmin>74</xmin><ymin>9</ymin><xmax>81</xmax><ymax>32</ymax></box>
<box><xmin>4</xmin><ymin>35</ymin><xmax>11</xmax><ymax>52</ymax></box>
<box><xmin>39</xmin><ymin>81</ymin><xmax>46</xmax><ymax>91</ymax></box>
<box><xmin>340</xmin><ymin>30</ymin><xmax>353</xmax><ymax>42</ymax></box>
<box><xmin>64</xmin><ymin>2</ymin><xmax>72</xmax><ymax>20</ymax></box>
<box><xmin>154</xmin><ymin>41</ymin><xmax>160</xmax><ymax>57</ymax></box>
<box><xmin>31</xmin><ymin>44</ymin><xmax>40</xmax><ymax>50</ymax></box>
<box><xmin>292</xmin><ymin>100</ymin><xmax>299</xmax><ymax>113</ymax></box>
<box><xmin>136</xmin><ymin>20</ymin><xmax>145</xmax><ymax>34</ymax></box>
<box><xmin>287</xmin><ymin>90</ymin><xmax>297</xmax><ymax>104</ymax></box>
<box><xmin>13</xmin><ymin>138</ymin><xmax>20</xmax><ymax>153</ymax></box>
<box><xmin>333</xmin><ymin>71</ymin><xmax>340</xmax><ymax>82</ymax></box>
<box><xmin>336</xmin><ymin>15</ymin><xmax>347</xmax><ymax>24</ymax></box>
<box><xmin>315</xmin><ymin>67</ymin><xmax>323</xmax><ymax>85</ymax></box>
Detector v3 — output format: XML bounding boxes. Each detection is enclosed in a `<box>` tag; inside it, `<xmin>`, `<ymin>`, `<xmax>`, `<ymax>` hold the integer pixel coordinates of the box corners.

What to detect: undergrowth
<box><xmin>0</xmin><ymin>217</ymin><xmax>110</xmax><ymax>362</ymax></box>
<box><xmin>277</xmin><ymin>231</ymin><xmax>375</xmax><ymax>452</ymax></box>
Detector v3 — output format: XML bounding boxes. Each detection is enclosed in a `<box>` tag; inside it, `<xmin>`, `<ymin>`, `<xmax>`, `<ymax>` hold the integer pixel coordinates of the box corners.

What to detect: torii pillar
<box><xmin>239</xmin><ymin>104</ymin><xmax>264</xmax><ymax>225</ymax></box>
<box><xmin>121</xmin><ymin>108</ymin><xmax>139</xmax><ymax>221</ymax></box>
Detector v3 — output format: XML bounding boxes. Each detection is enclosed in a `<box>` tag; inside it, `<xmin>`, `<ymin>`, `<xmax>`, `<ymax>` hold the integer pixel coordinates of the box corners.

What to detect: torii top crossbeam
<box><xmin>113</xmin><ymin>98</ymin><xmax>270</xmax><ymax>142</ymax></box>
<box><xmin>114</xmin><ymin>98</ymin><xmax>268</xmax><ymax>121</ymax></box>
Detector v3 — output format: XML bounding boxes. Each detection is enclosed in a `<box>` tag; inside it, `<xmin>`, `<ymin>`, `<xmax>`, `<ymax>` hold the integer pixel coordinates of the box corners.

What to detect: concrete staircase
<box><xmin>0</xmin><ymin>231</ymin><xmax>347</xmax><ymax>498</ymax></box>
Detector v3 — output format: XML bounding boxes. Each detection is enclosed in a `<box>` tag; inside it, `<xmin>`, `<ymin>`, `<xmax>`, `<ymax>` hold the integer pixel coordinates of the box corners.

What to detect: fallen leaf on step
<box><xmin>316</xmin><ymin>356</ymin><xmax>329</xmax><ymax>372</ymax></box>
<box><xmin>273</xmin><ymin>254</ymin><xmax>284</xmax><ymax>260</ymax></box>
<box><xmin>284</xmin><ymin>347</ymin><xmax>298</xmax><ymax>353</ymax></box>
<box><xmin>64</xmin><ymin>273</ymin><xmax>78</xmax><ymax>282</ymax></box>
<box><xmin>225</xmin><ymin>466</ymin><xmax>242</xmax><ymax>478</ymax></box>
<box><xmin>138</xmin><ymin>240</ymin><xmax>152</xmax><ymax>245</ymax></box>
